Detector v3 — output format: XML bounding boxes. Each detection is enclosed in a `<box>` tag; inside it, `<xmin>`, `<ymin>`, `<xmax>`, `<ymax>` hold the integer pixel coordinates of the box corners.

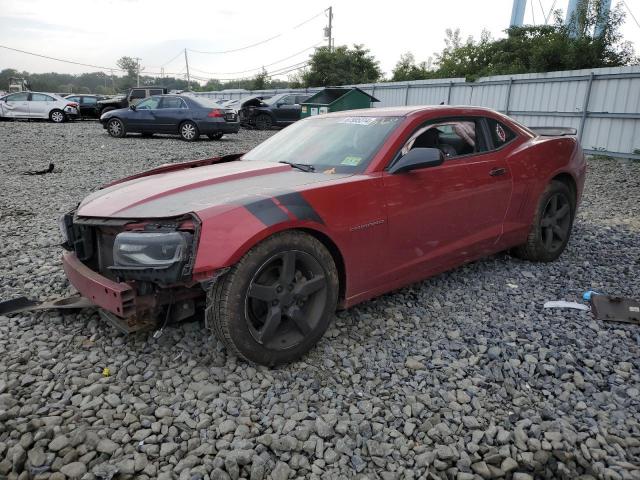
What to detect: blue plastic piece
<box><xmin>583</xmin><ymin>290</ymin><xmax>603</xmax><ymax>301</ymax></box>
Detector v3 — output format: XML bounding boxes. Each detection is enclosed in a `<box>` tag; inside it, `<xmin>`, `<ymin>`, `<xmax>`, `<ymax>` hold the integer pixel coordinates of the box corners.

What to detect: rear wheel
<box><xmin>512</xmin><ymin>180</ymin><xmax>575</xmax><ymax>262</ymax></box>
<box><xmin>107</xmin><ymin>118</ymin><xmax>126</xmax><ymax>138</ymax></box>
<box><xmin>254</xmin><ymin>114</ymin><xmax>273</xmax><ymax>130</ymax></box>
<box><xmin>180</xmin><ymin>121</ymin><xmax>199</xmax><ymax>141</ymax></box>
<box><xmin>49</xmin><ymin>110</ymin><xmax>66</xmax><ymax>123</ymax></box>
<box><xmin>207</xmin><ymin>132</ymin><xmax>224</xmax><ymax>140</ymax></box>
<box><xmin>206</xmin><ymin>231</ymin><xmax>339</xmax><ymax>366</ymax></box>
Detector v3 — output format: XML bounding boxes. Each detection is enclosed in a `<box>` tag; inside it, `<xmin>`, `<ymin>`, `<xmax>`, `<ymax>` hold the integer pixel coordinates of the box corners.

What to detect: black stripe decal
<box><xmin>245</xmin><ymin>198</ymin><xmax>289</xmax><ymax>226</ymax></box>
<box><xmin>276</xmin><ymin>192</ymin><xmax>324</xmax><ymax>224</ymax></box>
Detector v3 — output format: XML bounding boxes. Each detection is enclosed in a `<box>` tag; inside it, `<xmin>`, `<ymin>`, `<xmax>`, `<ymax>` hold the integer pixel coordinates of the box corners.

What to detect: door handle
<box><xmin>489</xmin><ymin>167</ymin><xmax>507</xmax><ymax>177</ymax></box>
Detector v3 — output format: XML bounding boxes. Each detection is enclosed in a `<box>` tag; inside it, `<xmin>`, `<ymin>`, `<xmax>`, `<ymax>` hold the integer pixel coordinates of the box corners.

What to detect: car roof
<box><xmin>318</xmin><ymin>105</ymin><xmax>502</xmax><ymax>118</ymax></box>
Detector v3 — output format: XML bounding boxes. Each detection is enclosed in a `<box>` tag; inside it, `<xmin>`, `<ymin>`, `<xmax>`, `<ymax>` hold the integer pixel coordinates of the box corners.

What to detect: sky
<box><xmin>0</xmin><ymin>0</ymin><xmax>639</xmax><ymax>83</ymax></box>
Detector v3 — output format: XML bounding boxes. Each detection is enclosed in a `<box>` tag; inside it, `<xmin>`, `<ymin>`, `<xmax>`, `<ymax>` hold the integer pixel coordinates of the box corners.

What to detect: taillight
<box><xmin>66</xmin><ymin>102</ymin><xmax>78</xmax><ymax>108</ymax></box>
<box><xmin>207</xmin><ymin>109</ymin><xmax>223</xmax><ymax>118</ymax></box>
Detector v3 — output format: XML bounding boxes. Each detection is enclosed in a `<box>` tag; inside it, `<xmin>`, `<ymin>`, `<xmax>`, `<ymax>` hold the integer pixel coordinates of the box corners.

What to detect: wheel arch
<box><xmin>297</xmin><ymin>227</ymin><xmax>347</xmax><ymax>306</ymax></box>
<box><xmin>550</xmin><ymin>171</ymin><xmax>577</xmax><ymax>203</ymax></box>
<box><xmin>201</xmin><ymin>222</ymin><xmax>348</xmax><ymax>306</ymax></box>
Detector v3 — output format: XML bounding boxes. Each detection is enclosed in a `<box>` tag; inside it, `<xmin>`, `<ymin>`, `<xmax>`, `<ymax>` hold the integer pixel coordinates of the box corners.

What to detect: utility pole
<box><xmin>327</xmin><ymin>6</ymin><xmax>333</xmax><ymax>51</ymax></box>
<box><xmin>133</xmin><ymin>57</ymin><xmax>142</xmax><ymax>87</ymax></box>
<box><xmin>160</xmin><ymin>67</ymin><xmax>165</xmax><ymax>83</ymax></box>
<box><xmin>184</xmin><ymin>49</ymin><xmax>191</xmax><ymax>91</ymax></box>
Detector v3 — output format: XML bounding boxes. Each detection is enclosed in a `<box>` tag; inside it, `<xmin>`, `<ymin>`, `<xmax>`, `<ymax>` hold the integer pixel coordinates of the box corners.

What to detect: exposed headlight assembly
<box><xmin>113</xmin><ymin>232</ymin><xmax>191</xmax><ymax>268</ymax></box>
<box><xmin>111</xmin><ymin>231</ymin><xmax>193</xmax><ymax>283</ymax></box>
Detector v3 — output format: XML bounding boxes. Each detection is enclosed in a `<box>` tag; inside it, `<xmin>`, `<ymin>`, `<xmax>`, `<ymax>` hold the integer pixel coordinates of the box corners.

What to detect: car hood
<box><xmin>77</xmin><ymin>160</ymin><xmax>348</xmax><ymax>218</ymax></box>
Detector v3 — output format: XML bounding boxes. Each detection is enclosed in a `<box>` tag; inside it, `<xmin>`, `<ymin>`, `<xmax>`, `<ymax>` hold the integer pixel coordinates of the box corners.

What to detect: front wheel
<box><xmin>106</xmin><ymin>118</ymin><xmax>126</xmax><ymax>138</ymax></box>
<box><xmin>206</xmin><ymin>231</ymin><xmax>339</xmax><ymax>366</ymax></box>
<box><xmin>207</xmin><ymin>132</ymin><xmax>224</xmax><ymax>140</ymax></box>
<box><xmin>180</xmin><ymin>121</ymin><xmax>199</xmax><ymax>141</ymax></box>
<box><xmin>254</xmin><ymin>114</ymin><xmax>273</xmax><ymax>130</ymax></box>
<box><xmin>50</xmin><ymin>110</ymin><xmax>66</xmax><ymax>123</ymax></box>
<box><xmin>512</xmin><ymin>180</ymin><xmax>575</xmax><ymax>262</ymax></box>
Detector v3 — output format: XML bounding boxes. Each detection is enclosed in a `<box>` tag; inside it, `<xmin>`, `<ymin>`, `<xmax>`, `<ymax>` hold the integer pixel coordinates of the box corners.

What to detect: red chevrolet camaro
<box><xmin>61</xmin><ymin>106</ymin><xmax>586</xmax><ymax>365</ymax></box>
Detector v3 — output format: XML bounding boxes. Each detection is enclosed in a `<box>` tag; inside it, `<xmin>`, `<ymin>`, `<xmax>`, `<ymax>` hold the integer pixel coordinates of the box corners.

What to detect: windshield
<box><xmin>243</xmin><ymin>115</ymin><xmax>402</xmax><ymax>173</ymax></box>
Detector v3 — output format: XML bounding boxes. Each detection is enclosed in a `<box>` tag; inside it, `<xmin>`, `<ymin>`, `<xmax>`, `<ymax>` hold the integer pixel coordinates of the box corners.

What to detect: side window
<box><xmin>6</xmin><ymin>92</ymin><xmax>29</xmax><ymax>101</ymax></box>
<box><xmin>485</xmin><ymin>117</ymin><xmax>516</xmax><ymax>149</ymax></box>
<box><xmin>129</xmin><ymin>89</ymin><xmax>146</xmax><ymax>100</ymax></box>
<box><xmin>295</xmin><ymin>95</ymin><xmax>310</xmax><ymax>104</ymax></box>
<box><xmin>149</xmin><ymin>89</ymin><xmax>164</xmax><ymax>95</ymax></box>
<box><xmin>31</xmin><ymin>93</ymin><xmax>53</xmax><ymax>102</ymax></box>
<box><xmin>403</xmin><ymin>119</ymin><xmax>484</xmax><ymax>159</ymax></box>
<box><xmin>279</xmin><ymin>95</ymin><xmax>295</xmax><ymax>106</ymax></box>
<box><xmin>82</xmin><ymin>97</ymin><xmax>97</xmax><ymax>105</ymax></box>
<box><xmin>66</xmin><ymin>96</ymin><xmax>79</xmax><ymax>103</ymax></box>
<box><xmin>160</xmin><ymin>97</ymin><xmax>186</xmax><ymax>109</ymax></box>
<box><xmin>136</xmin><ymin>96</ymin><xmax>161</xmax><ymax>109</ymax></box>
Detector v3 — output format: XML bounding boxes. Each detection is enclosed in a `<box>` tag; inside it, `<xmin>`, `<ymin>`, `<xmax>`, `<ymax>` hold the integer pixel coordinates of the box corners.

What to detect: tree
<box><xmin>116</xmin><ymin>56</ymin><xmax>138</xmax><ymax>77</ymax></box>
<box><xmin>391</xmin><ymin>52</ymin><xmax>434</xmax><ymax>81</ymax></box>
<box><xmin>300</xmin><ymin>45</ymin><xmax>382</xmax><ymax>87</ymax></box>
<box><xmin>392</xmin><ymin>0</ymin><xmax>636</xmax><ymax>82</ymax></box>
<box><xmin>117</xmin><ymin>56</ymin><xmax>139</xmax><ymax>88</ymax></box>
<box><xmin>252</xmin><ymin>68</ymin><xmax>269</xmax><ymax>90</ymax></box>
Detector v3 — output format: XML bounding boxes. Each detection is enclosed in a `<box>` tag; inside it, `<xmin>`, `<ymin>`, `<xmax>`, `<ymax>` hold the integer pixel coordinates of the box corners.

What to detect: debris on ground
<box><xmin>21</xmin><ymin>162</ymin><xmax>55</xmax><ymax>175</ymax></box>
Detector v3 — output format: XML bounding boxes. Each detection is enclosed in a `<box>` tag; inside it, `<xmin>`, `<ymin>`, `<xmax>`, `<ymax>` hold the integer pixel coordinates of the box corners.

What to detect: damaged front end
<box><xmin>60</xmin><ymin>211</ymin><xmax>207</xmax><ymax>333</ymax></box>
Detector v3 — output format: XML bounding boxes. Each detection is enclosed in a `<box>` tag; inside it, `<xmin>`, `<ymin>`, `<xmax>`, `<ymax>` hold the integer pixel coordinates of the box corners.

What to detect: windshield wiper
<box><xmin>279</xmin><ymin>161</ymin><xmax>315</xmax><ymax>172</ymax></box>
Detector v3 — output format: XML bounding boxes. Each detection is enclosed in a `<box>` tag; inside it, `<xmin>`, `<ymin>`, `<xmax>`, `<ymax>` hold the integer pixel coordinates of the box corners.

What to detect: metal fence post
<box><xmin>578</xmin><ymin>72</ymin><xmax>594</xmax><ymax>142</ymax></box>
<box><xmin>404</xmin><ymin>83</ymin><xmax>411</xmax><ymax>105</ymax></box>
<box><xmin>505</xmin><ymin>77</ymin><xmax>513</xmax><ymax>115</ymax></box>
<box><xmin>447</xmin><ymin>81</ymin><xmax>453</xmax><ymax>104</ymax></box>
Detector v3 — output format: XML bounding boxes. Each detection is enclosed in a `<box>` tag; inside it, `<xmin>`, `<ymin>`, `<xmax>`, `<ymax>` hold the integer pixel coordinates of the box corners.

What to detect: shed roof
<box><xmin>302</xmin><ymin>87</ymin><xmax>379</xmax><ymax>105</ymax></box>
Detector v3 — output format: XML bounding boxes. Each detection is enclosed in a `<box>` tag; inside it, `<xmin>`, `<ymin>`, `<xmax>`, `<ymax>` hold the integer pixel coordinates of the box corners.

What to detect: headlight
<box><xmin>113</xmin><ymin>231</ymin><xmax>191</xmax><ymax>268</ymax></box>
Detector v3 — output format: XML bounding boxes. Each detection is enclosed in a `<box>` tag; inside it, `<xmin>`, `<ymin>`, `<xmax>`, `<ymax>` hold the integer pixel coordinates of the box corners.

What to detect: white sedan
<box><xmin>0</xmin><ymin>92</ymin><xmax>79</xmax><ymax>122</ymax></box>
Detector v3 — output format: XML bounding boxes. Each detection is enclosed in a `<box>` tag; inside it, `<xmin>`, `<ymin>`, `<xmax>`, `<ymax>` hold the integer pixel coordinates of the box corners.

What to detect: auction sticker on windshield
<box><xmin>341</xmin><ymin>156</ymin><xmax>363</xmax><ymax>166</ymax></box>
<box><xmin>338</xmin><ymin>117</ymin><xmax>377</xmax><ymax>126</ymax></box>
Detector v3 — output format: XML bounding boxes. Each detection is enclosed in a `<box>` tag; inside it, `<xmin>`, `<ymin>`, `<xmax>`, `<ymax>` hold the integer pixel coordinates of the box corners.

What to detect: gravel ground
<box><xmin>0</xmin><ymin>120</ymin><xmax>639</xmax><ymax>480</ymax></box>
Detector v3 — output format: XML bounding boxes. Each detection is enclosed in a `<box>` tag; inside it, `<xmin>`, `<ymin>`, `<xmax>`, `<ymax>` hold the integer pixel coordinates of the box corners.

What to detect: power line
<box><xmin>188</xmin><ymin>8</ymin><xmax>327</xmax><ymax>54</ymax></box>
<box><xmin>161</xmin><ymin>50</ymin><xmax>185</xmax><ymax>67</ymax></box>
<box><xmin>0</xmin><ymin>44</ymin><xmax>123</xmax><ymax>72</ymax></box>
<box><xmin>189</xmin><ymin>43</ymin><xmax>320</xmax><ymax>76</ymax></box>
<box><xmin>622</xmin><ymin>0</ymin><xmax>640</xmax><ymax>30</ymax></box>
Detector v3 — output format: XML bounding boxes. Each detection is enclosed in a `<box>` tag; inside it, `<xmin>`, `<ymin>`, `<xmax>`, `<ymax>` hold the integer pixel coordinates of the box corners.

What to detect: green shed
<box><xmin>300</xmin><ymin>87</ymin><xmax>379</xmax><ymax>118</ymax></box>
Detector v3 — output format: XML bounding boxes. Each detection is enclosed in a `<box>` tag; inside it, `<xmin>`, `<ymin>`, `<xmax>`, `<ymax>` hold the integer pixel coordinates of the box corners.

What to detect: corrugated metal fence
<box><xmin>194</xmin><ymin>65</ymin><xmax>640</xmax><ymax>160</ymax></box>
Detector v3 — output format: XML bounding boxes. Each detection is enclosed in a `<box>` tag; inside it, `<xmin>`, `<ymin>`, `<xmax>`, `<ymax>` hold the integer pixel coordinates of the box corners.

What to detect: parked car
<box><xmin>61</xmin><ymin>106</ymin><xmax>586</xmax><ymax>365</ymax></box>
<box><xmin>96</xmin><ymin>86</ymin><xmax>168</xmax><ymax>117</ymax></box>
<box><xmin>99</xmin><ymin>94</ymin><xmax>239</xmax><ymax>141</ymax></box>
<box><xmin>239</xmin><ymin>93</ymin><xmax>311</xmax><ymax>129</ymax></box>
<box><xmin>64</xmin><ymin>94</ymin><xmax>108</xmax><ymax>118</ymax></box>
<box><xmin>0</xmin><ymin>92</ymin><xmax>79</xmax><ymax>122</ymax></box>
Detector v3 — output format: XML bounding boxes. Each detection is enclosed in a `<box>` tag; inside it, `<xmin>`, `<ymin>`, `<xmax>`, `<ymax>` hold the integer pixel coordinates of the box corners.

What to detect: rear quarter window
<box><xmin>486</xmin><ymin>118</ymin><xmax>516</xmax><ymax>148</ymax></box>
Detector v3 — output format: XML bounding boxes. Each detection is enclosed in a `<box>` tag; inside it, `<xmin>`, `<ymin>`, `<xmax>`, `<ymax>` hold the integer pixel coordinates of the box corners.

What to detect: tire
<box><xmin>100</xmin><ymin>106</ymin><xmax>116</xmax><ymax>116</ymax></box>
<box><xmin>254</xmin><ymin>114</ymin><xmax>273</xmax><ymax>130</ymax></box>
<box><xmin>512</xmin><ymin>180</ymin><xmax>575</xmax><ymax>262</ymax></box>
<box><xmin>180</xmin><ymin>121</ymin><xmax>199</xmax><ymax>141</ymax></box>
<box><xmin>206</xmin><ymin>231</ymin><xmax>339</xmax><ymax>366</ymax></box>
<box><xmin>106</xmin><ymin>118</ymin><xmax>126</xmax><ymax>138</ymax></box>
<box><xmin>49</xmin><ymin>110</ymin><xmax>66</xmax><ymax>123</ymax></box>
<box><xmin>207</xmin><ymin>132</ymin><xmax>224</xmax><ymax>140</ymax></box>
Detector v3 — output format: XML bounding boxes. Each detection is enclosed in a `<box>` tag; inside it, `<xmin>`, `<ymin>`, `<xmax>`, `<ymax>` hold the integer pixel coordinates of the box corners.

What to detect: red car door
<box><xmin>381</xmin><ymin>118</ymin><xmax>512</xmax><ymax>284</ymax></box>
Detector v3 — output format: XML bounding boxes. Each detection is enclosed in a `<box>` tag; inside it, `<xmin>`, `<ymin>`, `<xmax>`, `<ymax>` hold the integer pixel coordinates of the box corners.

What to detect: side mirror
<box><xmin>129</xmin><ymin>104</ymin><xmax>137</xmax><ymax>111</ymax></box>
<box><xmin>389</xmin><ymin>148</ymin><xmax>444</xmax><ymax>174</ymax></box>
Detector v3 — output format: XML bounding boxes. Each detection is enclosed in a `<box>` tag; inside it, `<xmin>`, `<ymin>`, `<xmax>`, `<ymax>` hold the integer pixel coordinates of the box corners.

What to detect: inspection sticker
<box><xmin>338</xmin><ymin>117</ymin><xmax>377</xmax><ymax>125</ymax></box>
<box><xmin>341</xmin><ymin>155</ymin><xmax>363</xmax><ymax>166</ymax></box>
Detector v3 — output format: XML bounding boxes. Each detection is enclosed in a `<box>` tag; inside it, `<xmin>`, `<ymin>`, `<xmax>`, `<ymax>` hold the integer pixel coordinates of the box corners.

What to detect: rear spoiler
<box><xmin>529</xmin><ymin>127</ymin><xmax>577</xmax><ymax>136</ymax></box>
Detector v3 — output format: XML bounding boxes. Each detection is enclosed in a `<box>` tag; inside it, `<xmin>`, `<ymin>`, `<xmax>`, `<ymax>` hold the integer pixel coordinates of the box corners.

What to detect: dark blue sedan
<box><xmin>99</xmin><ymin>94</ymin><xmax>240</xmax><ymax>141</ymax></box>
